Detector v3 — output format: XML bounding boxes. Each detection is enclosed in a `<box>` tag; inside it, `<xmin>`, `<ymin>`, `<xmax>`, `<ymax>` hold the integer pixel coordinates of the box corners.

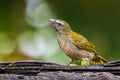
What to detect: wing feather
<box><xmin>71</xmin><ymin>32</ymin><xmax>96</xmax><ymax>53</ymax></box>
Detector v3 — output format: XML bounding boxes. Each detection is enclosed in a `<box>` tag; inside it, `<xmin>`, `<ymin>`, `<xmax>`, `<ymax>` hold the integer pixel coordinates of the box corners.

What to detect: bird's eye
<box><xmin>58</xmin><ymin>23</ymin><xmax>62</xmax><ymax>26</ymax></box>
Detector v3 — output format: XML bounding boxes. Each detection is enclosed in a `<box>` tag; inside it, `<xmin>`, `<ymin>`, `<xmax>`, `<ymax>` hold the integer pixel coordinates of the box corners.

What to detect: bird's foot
<box><xmin>68</xmin><ymin>60</ymin><xmax>74</xmax><ymax>66</ymax></box>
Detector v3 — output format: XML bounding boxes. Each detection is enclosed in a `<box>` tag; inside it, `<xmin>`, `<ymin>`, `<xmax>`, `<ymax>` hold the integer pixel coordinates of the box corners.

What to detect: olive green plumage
<box><xmin>71</xmin><ymin>32</ymin><xmax>107</xmax><ymax>64</ymax></box>
<box><xmin>49</xmin><ymin>18</ymin><xmax>107</xmax><ymax>65</ymax></box>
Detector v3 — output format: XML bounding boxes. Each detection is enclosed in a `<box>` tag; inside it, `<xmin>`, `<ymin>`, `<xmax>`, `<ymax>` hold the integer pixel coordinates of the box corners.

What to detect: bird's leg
<box><xmin>81</xmin><ymin>58</ymin><xmax>90</xmax><ymax>66</ymax></box>
<box><xmin>68</xmin><ymin>60</ymin><xmax>74</xmax><ymax>65</ymax></box>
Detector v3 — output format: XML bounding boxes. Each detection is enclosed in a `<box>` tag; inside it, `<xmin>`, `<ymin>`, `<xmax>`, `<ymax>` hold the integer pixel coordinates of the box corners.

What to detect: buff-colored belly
<box><xmin>58</xmin><ymin>35</ymin><xmax>94</xmax><ymax>60</ymax></box>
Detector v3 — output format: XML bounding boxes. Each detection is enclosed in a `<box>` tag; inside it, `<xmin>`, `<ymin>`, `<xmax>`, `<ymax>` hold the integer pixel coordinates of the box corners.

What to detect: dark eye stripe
<box><xmin>58</xmin><ymin>23</ymin><xmax>62</xmax><ymax>26</ymax></box>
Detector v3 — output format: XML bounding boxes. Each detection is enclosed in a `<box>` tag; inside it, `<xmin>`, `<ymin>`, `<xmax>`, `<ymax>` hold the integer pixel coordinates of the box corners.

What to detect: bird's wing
<box><xmin>71</xmin><ymin>32</ymin><xmax>96</xmax><ymax>53</ymax></box>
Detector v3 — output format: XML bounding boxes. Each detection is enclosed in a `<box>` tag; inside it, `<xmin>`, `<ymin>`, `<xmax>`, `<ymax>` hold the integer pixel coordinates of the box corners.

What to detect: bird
<box><xmin>48</xmin><ymin>18</ymin><xmax>107</xmax><ymax>65</ymax></box>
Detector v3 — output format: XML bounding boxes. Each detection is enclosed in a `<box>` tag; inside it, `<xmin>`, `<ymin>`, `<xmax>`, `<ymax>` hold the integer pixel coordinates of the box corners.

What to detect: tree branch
<box><xmin>0</xmin><ymin>60</ymin><xmax>119</xmax><ymax>80</ymax></box>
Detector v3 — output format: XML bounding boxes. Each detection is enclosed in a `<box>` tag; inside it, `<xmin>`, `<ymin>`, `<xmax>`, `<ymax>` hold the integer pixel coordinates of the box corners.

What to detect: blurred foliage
<box><xmin>0</xmin><ymin>0</ymin><xmax>119</xmax><ymax>64</ymax></box>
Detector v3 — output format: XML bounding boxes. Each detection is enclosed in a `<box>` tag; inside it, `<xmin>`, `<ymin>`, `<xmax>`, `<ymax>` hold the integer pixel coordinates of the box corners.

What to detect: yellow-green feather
<box><xmin>71</xmin><ymin>32</ymin><xmax>96</xmax><ymax>53</ymax></box>
<box><xmin>70</xmin><ymin>32</ymin><xmax>107</xmax><ymax>64</ymax></box>
<box><xmin>90</xmin><ymin>54</ymin><xmax>107</xmax><ymax>64</ymax></box>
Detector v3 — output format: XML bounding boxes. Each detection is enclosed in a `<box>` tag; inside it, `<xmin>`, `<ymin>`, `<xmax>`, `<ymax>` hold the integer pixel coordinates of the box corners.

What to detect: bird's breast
<box><xmin>57</xmin><ymin>35</ymin><xmax>94</xmax><ymax>60</ymax></box>
<box><xmin>57</xmin><ymin>35</ymin><xmax>80</xmax><ymax>59</ymax></box>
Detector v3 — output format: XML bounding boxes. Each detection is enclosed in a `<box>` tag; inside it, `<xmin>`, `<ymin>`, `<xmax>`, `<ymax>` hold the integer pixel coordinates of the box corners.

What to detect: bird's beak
<box><xmin>48</xmin><ymin>18</ymin><xmax>56</xmax><ymax>24</ymax></box>
<box><xmin>48</xmin><ymin>18</ymin><xmax>59</xmax><ymax>27</ymax></box>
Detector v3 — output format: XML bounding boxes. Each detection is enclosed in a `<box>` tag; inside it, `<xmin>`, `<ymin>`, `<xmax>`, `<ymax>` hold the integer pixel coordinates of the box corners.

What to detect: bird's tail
<box><xmin>90</xmin><ymin>54</ymin><xmax>107</xmax><ymax>65</ymax></box>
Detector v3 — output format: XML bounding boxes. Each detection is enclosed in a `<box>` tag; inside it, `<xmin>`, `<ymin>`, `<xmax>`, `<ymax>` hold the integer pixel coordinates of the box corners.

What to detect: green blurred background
<box><xmin>0</xmin><ymin>0</ymin><xmax>119</xmax><ymax>64</ymax></box>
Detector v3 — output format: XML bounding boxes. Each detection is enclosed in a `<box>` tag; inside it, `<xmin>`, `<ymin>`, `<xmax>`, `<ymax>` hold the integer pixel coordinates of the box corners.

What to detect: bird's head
<box><xmin>49</xmin><ymin>19</ymin><xmax>71</xmax><ymax>34</ymax></box>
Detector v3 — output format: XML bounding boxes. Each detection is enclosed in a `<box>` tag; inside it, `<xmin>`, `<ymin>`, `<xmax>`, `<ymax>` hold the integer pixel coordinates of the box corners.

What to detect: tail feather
<box><xmin>90</xmin><ymin>54</ymin><xmax>107</xmax><ymax>64</ymax></box>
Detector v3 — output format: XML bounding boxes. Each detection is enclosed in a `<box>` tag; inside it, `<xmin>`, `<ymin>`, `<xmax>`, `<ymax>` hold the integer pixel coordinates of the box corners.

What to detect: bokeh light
<box><xmin>25</xmin><ymin>0</ymin><xmax>56</xmax><ymax>28</ymax></box>
<box><xmin>18</xmin><ymin>29</ymin><xmax>58</xmax><ymax>58</ymax></box>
